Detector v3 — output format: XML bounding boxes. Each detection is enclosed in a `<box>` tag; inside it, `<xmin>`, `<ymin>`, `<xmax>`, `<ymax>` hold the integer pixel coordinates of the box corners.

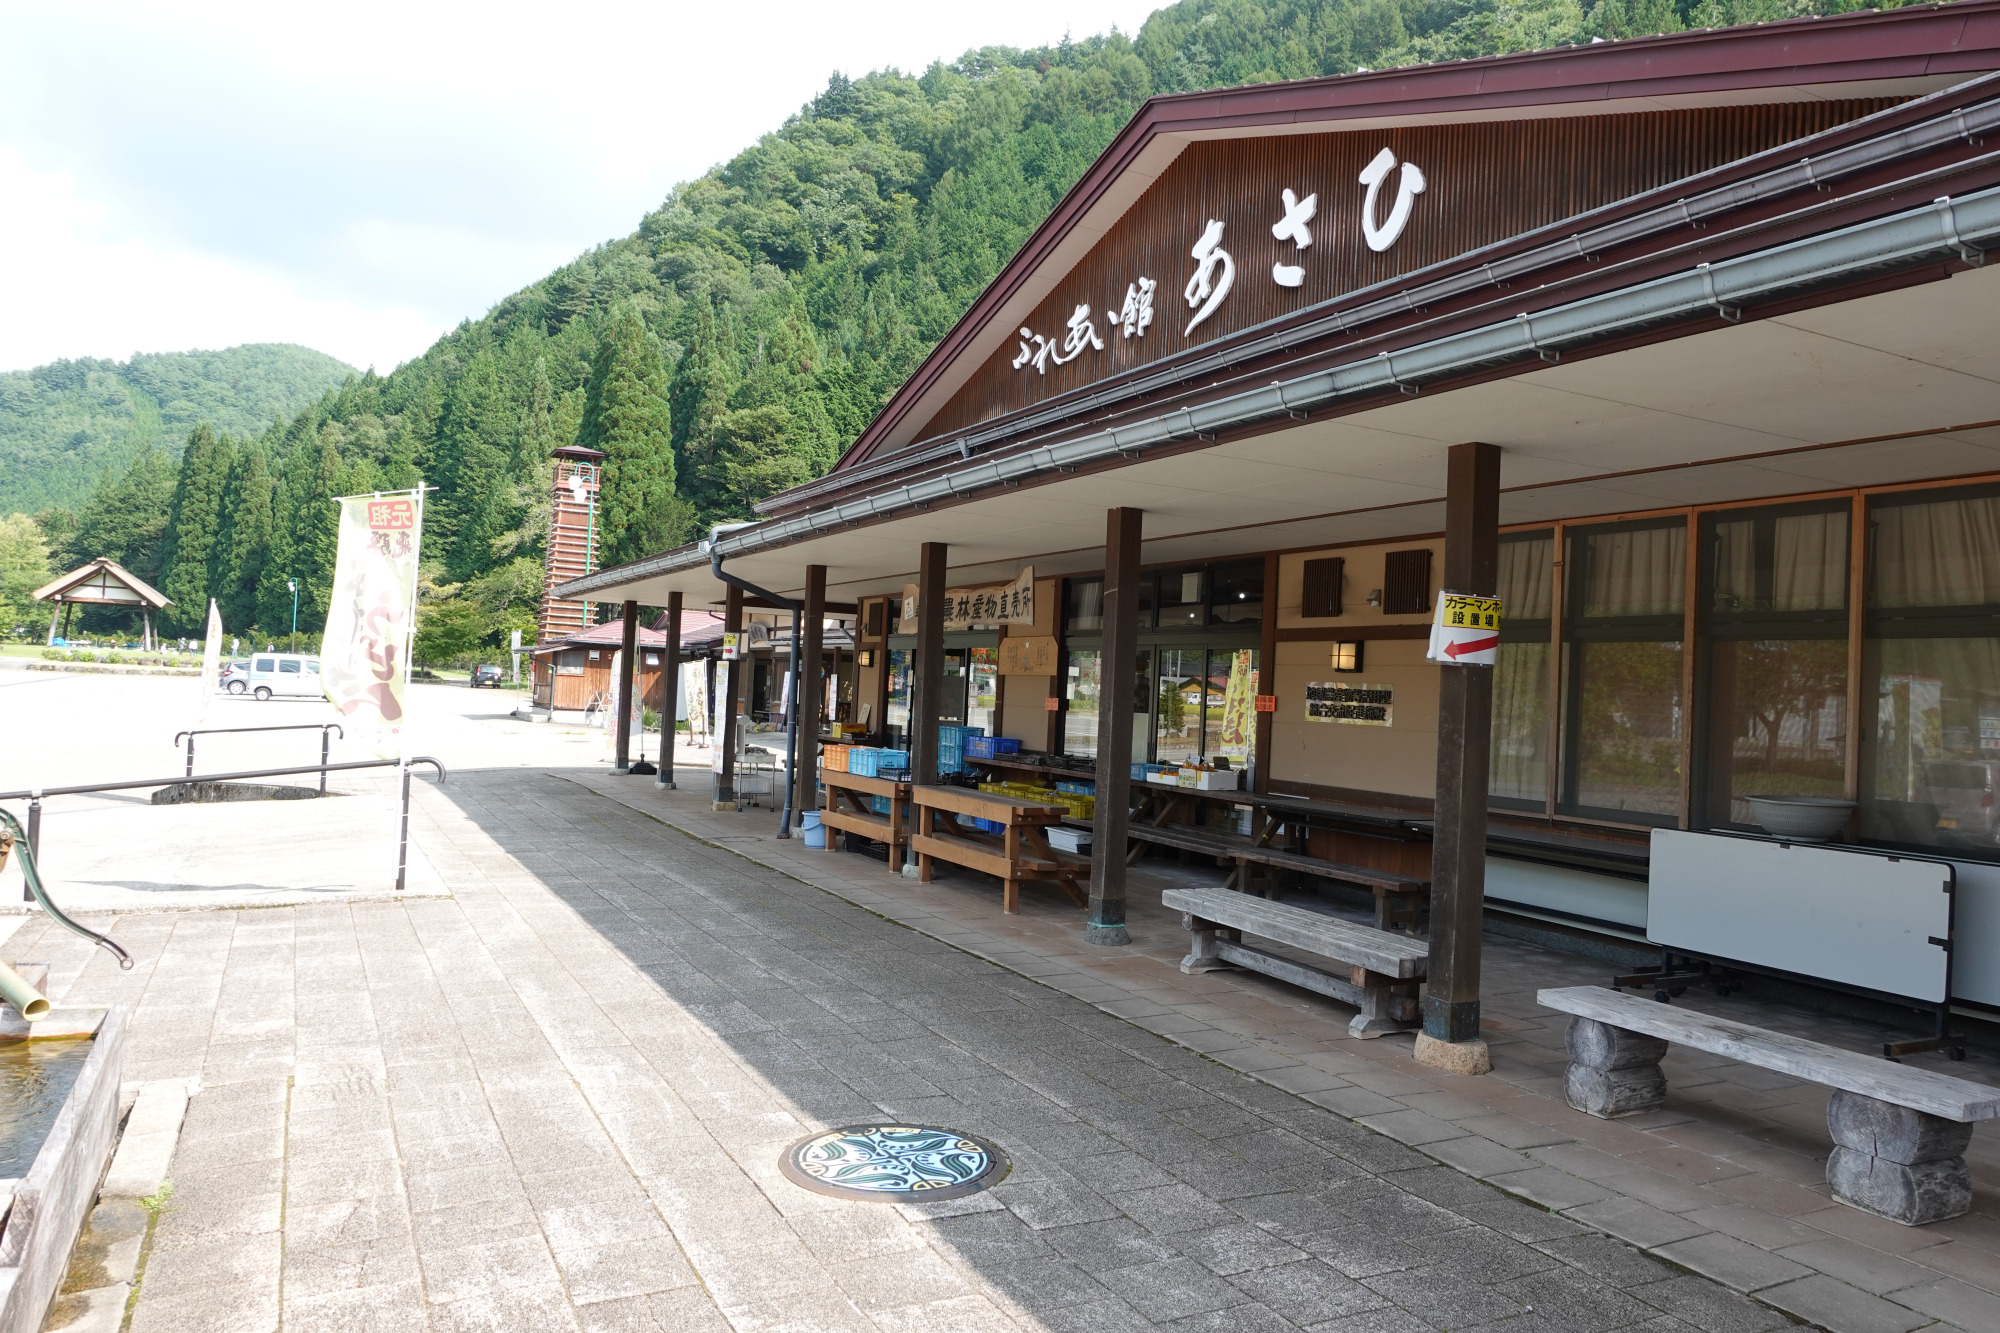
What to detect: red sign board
<box><xmin>1254</xmin><ymin>694</ymin><xmax>1278</xmax><ymax>713</ymax></box>
<box><xmin>367</xmin><ymin>498</ymin><xmax>417</xmax><ymax>530</ymax></box>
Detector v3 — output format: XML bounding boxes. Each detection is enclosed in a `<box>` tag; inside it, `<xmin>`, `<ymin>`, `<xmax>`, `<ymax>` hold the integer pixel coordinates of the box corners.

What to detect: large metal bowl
<box><xmin>1744</xmin><ymin>795</ymin><xmax>1855</xmax><ymax>842</ymax></box>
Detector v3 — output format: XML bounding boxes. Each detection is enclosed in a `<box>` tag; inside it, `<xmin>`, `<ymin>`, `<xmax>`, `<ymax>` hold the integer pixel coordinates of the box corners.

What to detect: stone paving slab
<box><xmin>2</xmin><ymin>768</ymin><xmax>1802</xmax><ymax>1333</ymax></box>
<box><xmin>573</xmin><ymin>764</ymin><xmax>2000</xmax><ymax>1333</ymax></box>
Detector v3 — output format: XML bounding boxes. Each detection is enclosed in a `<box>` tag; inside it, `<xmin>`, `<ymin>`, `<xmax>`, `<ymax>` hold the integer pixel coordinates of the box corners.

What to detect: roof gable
<box><xmin>813</xmin><ymin>4</ymin><xmax>2000</xmax><ymax>482</ymax></box>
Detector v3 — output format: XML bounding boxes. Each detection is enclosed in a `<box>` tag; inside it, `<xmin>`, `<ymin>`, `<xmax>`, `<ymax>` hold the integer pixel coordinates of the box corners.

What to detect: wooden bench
<box><xmin>1164</xmin><ymin>886</ymin><xmax>1428</xmax><ymax>1039</ymax></box>
<box><xmin>1132</xmin><ymin>824</ymin><xmax>1427</xmax><ymax>933</ymax></box>
<box><xmin>909</xmin><ymin>786</ymin><xmax>1086</xmax><ymax>914</ymax></box>
<box><xmin>1539</xmin><ymin>986</ymin><xmax>2000</xmax><ymax>1226</ymax></box>
<box><xmin>818</xmin><ymin>770</ymin><xmax>910</xmax><ymax>871</ymax></box>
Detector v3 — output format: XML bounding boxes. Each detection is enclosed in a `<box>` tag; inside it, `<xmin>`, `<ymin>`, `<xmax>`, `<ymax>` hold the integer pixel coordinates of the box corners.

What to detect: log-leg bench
<box><xmin>1538</xmin><ymin>985</ymin><xmax>2000</xmax><ymax>1226</ymax></box>
<box><xmin>1165</xmin><ymin>887</ymin><xmax>1427</xmax><ymax>1039</ymax></box>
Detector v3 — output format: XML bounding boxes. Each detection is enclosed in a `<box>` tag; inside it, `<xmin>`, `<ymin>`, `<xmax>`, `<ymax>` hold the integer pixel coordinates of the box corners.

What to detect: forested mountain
<box><xmin>0</xmin><ymin>345</ymin><xmax>356</xmax><ymax>515</ymax></box>
<box><xmin>9</xmin><ymin>0</ymin><xmax>1924</xmax><ymax>653</ymax></box>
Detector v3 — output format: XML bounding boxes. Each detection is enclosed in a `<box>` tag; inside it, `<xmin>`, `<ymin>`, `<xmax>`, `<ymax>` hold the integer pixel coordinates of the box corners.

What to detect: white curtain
<box><xmin>1578</xmin><ymin>524</ymin><xmax>1685</xmax><ymax>618</ymax></box>
<box><xmin>1873</xmin><ymin>495</ymin><xmax>2000</xmax><ymax>608</ymax></box>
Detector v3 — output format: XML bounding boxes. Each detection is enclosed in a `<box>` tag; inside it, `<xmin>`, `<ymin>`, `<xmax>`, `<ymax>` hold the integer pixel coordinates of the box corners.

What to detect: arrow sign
<box><xmin>1442</xmin><ymin>633</ymin><xmax>1500</xmax><ymax>660</ymax></box>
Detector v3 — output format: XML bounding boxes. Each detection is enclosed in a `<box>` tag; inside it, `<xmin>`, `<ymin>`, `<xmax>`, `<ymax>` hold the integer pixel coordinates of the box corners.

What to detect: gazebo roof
<box><xmin>33</xmin><ymin>559</ymin><xmax>171</xmax><ymax>610</ymax></box>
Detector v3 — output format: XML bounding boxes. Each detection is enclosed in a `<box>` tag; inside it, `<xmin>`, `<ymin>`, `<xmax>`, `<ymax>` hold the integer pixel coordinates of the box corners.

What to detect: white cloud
<box><xmin>0</xmin><ymin>0</ymin><xmax>1161</xmax><ymax>374</ymax></box>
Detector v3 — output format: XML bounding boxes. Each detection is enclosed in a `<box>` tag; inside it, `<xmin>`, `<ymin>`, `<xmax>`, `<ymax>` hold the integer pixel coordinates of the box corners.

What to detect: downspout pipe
<box><xmin>706</xmin><ymin>523</ymin><xmax>803</xmax><ymax>838</ymax></box>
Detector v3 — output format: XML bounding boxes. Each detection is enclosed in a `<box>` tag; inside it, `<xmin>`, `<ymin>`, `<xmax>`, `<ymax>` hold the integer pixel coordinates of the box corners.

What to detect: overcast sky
<box><xmin>0</xmin><ymin>0</ymin><xmax>1158</xmax><ymax>376</ymax></box>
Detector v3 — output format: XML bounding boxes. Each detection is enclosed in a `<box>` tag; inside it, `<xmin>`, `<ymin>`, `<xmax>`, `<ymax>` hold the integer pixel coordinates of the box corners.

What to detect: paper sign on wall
<box><xmin>998</xmin><ymin>636</ymin><xmax>1058</xmax><ymax>675</ymax></box>
<box><xmin>1426</xmin><ymin>592</ymin><xmax>1503</xmax><ymax>665</ymax></box>
<box><xmin>1305</xmin><ymin>682</ymin><xmax>1393</xmax><ymax>726</ymax></box>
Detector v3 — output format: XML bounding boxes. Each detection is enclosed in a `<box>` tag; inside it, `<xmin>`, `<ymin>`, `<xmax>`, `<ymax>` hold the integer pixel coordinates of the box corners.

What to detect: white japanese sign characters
<box><xmin>1270</xmin><ymin>188</ymin><xmax>1318</xmax><ymax>288</ymax></box>
<box><xmin>1360</xmin><ymin>147</ymin><xmax>1427</xmax><ymax>252</ymax></box>
<box><xmin>1183</xmin><ymin>219</ymin><xmax>1234</xmax><ymax>334</ymax></box>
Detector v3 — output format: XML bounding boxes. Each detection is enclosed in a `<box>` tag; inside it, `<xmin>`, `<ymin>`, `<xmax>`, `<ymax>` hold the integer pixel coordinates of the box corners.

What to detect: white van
<box><xmin>230</xmin><ymin>653</ymin><xmax>324</xmax><ymax>701</ymax></box>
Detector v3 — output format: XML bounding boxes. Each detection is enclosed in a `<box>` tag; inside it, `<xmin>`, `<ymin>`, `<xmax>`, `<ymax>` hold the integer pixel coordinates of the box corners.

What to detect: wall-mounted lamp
<box><xmin>1330</xmin><ymin>641</ymin><xmax>1365</xmax><ymax>673</ymax></box>
<box><xmin>1366</xmin><ymin>589</ymin><xmax>1383</xmax><ymax>608</ymax></box>
<box><xmin>856</xmin><ymin>649</ymin><xmax>876</xmax><ymax>668</ymax></box>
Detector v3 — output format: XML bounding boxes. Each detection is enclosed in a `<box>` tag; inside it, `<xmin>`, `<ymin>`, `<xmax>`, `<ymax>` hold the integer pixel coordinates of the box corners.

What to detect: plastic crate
<box><xmin>1131</xmin><ymin>762</ymin><xmax>1168</xmax><ymax>781</ymax></box>
<box><xmin>848</xmin><ymin>748</ymin><xmax>910</xmax><ymax>778</ymax></box>
<box><xmin>973</xmin><ymin>816</ymin><xmax>1005</xmax><ymax>834</ymax></box>
<box><xmin>870</xmin><ymin>794</ymin><xmax>892</xmax><ymax>815</ymax></box>
<box><xmin>1055</xmin><ymin>780</ymin><xmax>1095</xmax><ymax>795</ymax></box>
<box><xmin>823</xmin><ymin>744</ymin><xmax>850</xmax><ymax>773</ymax></box>
<box><xmin>936</xmin><ymin>726</ymin><xmax>984</xmax><ymax>776</ymax></box>
<box><xmin>966</xmin><ymin>735</ymin><xmax>1021</xmax><ymax>760</ymax></box>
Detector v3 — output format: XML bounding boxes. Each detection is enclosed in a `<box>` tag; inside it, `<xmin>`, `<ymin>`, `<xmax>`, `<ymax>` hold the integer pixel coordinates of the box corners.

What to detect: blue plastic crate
<box><xmin>1055</xmin><ymin>779</ymin><xmax>1095</xmax><ymax>795</ymax></box>
<box><xmin>966</xmin><ymin>735</ymin><xmax>1021</xmax><ymax>760</ymax></box>
<box><xmin>1131</xmin><ymin>762</ymin><xmax>1168</xmax><ymax>781</ymax></box>
<box><xmin>973</xmin><ymin>816</ymin><xmax>1005</xmax><ymax>834</ymax></box>
<box><xmin>870</xmin><ymin>794</ymin><xmax>892</xmax><ymax>815</ymax></box>
<box><xmin>848</xmin><ymin>748</ymin><xmax>909</xmax><ymax>778</ymax></box>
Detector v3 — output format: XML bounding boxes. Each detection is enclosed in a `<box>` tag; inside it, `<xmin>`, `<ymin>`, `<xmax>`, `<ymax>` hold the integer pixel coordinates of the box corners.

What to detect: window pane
<box><xmin>1155</xmin><ymin>648</ymin><xmax>1204</xmax><ymax>763</ymax></box>
<box><xmin>968</xmin><ymin>647</ymin><xmax>998</xmax><ymax>736</ymax></box>
<box><xmin>1498</xmin><ymin>535</ymin><xmax>1553</xmax><ymax>620</ymax></box>
<box><xmin>1157</xmin><ymin>569</ymin><xmax>1204</xmax><ymax>627</ymax></box>
<box><xmin>1209</xmin><ymin>561</ymin><xmax>1264</xmax><ymax>627</ymax></box>
<box><xmin>1872</xmin><ymin>493</ymin><xmax>2000</xmax><ymax>608</ymax></box>
<box><xmin>1205</xmin><ymin>648</ymin><xmax>1259</xmax><ymax>767</ymax></box>
<box><xmin>1062</xmin><ymin>651</ymin><xmax>1102</xmax><ymax>757</ymax></box>
<box><xmin>1703</xmin><ymin>639</ymin><xmax>1848</xmax><ymax>827</ymax></box>
<box><xmin>885</xmin><ymin>649</ymin><xmax>912</xmax><ymax>740</ymax></box>
<box><xmin>1861</xmin><ymin>638</ymin><xmax>2000</xmax><ymax>849</ymax></box>
<box><xmin>1576</xmin><ymin>524</ymin><xmax>1685</xmax><ymax>618</ymax></box>
<box><xmin>1564</xmin><ymin>639</ymin><xmax>1684</xmax><ymax>819</ymax></box>
<box><xmin>279</xmin><ymin>660</ymin><xmax>301</xmax><ymax>674</ymax></box>
<box><xmin>1064</xmin><ymin>579</ymin><xmax>1103</xmax><ymax>633</ymax></box>
<box><xmin>1713</xmin><ymin>510</ymin><xmax>1848</xmax><ymax>614</ymax></box>
<box><xmin>939</xmin><ymin>650</ymin><xmax>967</xmax><ymax>725</ymax></box>
<box><xmin>1491</xmin><ymin>641</ymin><xmax>1551</xmax><ymax>805</ymax></box>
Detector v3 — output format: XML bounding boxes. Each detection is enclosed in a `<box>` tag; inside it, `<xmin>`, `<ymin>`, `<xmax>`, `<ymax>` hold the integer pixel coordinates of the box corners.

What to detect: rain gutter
<box><xmin>558</xmin><ymin>180</ymin><xmax>2000</xmax><ymax>597</ymax></box>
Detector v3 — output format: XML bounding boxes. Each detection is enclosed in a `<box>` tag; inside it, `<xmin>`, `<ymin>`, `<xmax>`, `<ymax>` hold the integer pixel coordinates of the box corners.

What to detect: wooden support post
<box><xmin>46</xmin><ymin>601</ymin><xmax>59</xmax><ymax>646</ymax></box>
<box><xmin>1088</xmin><ymin>507</ymin><xmax>1142</xmax><ymax>946</ymax></box>
<box><xmin>794</xmin><ymin>566</ymin><xmax>826</xmax><ymax>822</ymax></box>
<box><xmin>615</xmin><ymin>598</ymin><xmax>638</xmax><ymax>772</ymax></box>
<box><xmin>1415</xmin><ymin>441</ymin><xmax>1501</xmax><ymax>1077</ymax></box>
<box><xmin>716</xmin><ymin>583</ymin><xmax>743</xmax><ymax>810</ymax></box>
<box><xmin>911</xmin><ymin>544</ymin><xmax>947</xmax><ymax>787</ymax></box>
<box><xmin>142</xmin><ymin>608</ymin><xmax>155</xmax><ymax>651</ymax></box>
<box><xmin>659</xmin><ymin>592</ymin><xmax>681</xmax><ymax>788</ymax></box>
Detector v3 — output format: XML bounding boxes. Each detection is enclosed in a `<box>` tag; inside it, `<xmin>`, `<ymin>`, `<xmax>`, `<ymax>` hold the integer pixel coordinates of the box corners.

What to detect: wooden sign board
<box><xmin>999</xmin><ymin>636</ymin><xmax>1058</xmax><ymax>676</ymax></box>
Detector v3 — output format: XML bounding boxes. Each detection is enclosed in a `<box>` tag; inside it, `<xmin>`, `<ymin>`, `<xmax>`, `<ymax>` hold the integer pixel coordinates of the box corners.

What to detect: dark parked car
<box><xmin>471</xmin><ymin>664</ymin><xmax>505</xmax><ymax>688</ymax></box>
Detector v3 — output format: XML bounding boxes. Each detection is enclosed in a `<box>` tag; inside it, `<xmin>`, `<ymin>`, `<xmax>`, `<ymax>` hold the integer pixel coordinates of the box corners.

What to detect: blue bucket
<box><xmin>801</xmin><ymin>811</ymin><xmax>826</xmax><ymax>848</ymax></box>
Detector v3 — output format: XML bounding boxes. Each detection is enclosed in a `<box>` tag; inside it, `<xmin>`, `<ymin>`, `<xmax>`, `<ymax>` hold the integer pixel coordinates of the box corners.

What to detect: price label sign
<box><xmin>1426</xmin><ymin>592</ymin><xmax>1503</xmax><ymax>666</ymax></box>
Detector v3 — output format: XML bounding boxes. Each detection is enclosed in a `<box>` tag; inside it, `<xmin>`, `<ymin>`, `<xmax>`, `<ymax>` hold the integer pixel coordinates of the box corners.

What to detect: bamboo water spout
<box><xmin>0</xmin><ymin>961</ymin><xmax>49</xmax><ymax>1021</ymax></box>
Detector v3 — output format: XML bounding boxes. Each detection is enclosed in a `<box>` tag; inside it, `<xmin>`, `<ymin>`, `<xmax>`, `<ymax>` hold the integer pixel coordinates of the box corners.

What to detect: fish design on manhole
<box><xmin>780</xmin><ymin>1125</ymin><xmax>1009</xmax><ymax>1202</ymax></box>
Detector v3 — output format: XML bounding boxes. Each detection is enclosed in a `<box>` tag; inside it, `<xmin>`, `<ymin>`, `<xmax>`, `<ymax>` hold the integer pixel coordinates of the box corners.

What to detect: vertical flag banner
<box><xmin>323</xmin><ymin>490</ymin><xmax>424</xmax><ymax>753</ymax></box>
<box><xmin>197</xmin><ymin>598</ymin><xmax>223</xmax><ymax>723</ymax></box>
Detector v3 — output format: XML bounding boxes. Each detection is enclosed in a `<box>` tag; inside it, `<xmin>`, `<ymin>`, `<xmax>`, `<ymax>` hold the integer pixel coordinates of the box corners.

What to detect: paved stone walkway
<box><xmin>16</xmin><ymin>768</ymin><xmax>1795</xmax><ymax>1333</ymax></box>
<box><xmin>573</xmin><ymin>765</ymin><xmax>2000</xmax><ymax>1333</ymax></box>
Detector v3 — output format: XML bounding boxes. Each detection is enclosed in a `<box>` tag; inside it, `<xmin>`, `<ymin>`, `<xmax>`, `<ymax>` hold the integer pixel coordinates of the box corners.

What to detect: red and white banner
<box><xmin>1425</xmin><ymin>592</ymin><xmax>1503</xmax><ymax>666</ymax></box>
<box><xmin>323</xmin><ymin>491</ymin><xmax>424</xmax><ymax>753</ymax></box>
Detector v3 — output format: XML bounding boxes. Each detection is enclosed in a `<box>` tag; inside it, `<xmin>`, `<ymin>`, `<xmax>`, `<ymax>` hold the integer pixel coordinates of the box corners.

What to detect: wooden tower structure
<box><xmin>538</xmin><ymin>445</ymin><xmax>605</xmax><ymax>644</ymax></box>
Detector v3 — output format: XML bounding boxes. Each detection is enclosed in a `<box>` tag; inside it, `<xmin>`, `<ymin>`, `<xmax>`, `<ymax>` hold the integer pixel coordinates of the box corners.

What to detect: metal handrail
<box><xmin>172</xmin><ymin>723</ymin><xmax>346</xmax><ymax>790</ymax></box>
<box><xmin>2</xmin><ymin>757</ymin><xmax>447</xmax><ymax>896</ymax></box>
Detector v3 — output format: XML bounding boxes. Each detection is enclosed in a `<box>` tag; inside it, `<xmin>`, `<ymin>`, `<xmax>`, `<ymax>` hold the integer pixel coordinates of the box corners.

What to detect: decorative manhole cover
<box><xmin>780</xmin><ymin>1125</ymin><xmax>1009</xmax><ymax>1202</ymax></box>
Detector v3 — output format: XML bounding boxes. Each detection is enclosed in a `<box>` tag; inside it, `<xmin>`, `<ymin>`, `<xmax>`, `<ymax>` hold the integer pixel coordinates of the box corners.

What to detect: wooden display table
<box><xmin>908</xmin><ymin>786</ymin><xmax>1086</xmax><ymax>914</ymax></box>
<box><xmin>819</xmin><ymin>770</ymin><xmax>910</xmax><ymax>869</ymax></box>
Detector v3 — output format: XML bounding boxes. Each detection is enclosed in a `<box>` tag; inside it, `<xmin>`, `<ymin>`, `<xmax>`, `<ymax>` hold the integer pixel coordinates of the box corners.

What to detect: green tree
<box><xmin>581</xmin><ymin>307</ymin><xmax>684</xmax><ymax>565</ymax></box>
<box><xmin>0</xmin><ymin>513</ymin><xmax>53</xmax><ymax>640</ymax></box>
<box><xmin>159</xmin><ymin>423</ymin><xmax>234</xmax><ymax>634</ymax></box>
<box><xmin>215</xmin><ymin>442</ymin><xmax>275</xmax><ymax>632</ymax></box>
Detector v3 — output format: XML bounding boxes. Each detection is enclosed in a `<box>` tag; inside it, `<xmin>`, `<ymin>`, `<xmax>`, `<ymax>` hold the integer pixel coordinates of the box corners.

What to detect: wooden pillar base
<box><xmin>1085</xmin><ymin>922</ymin><xmax>1131</xmax><ymax>947</ymax></box>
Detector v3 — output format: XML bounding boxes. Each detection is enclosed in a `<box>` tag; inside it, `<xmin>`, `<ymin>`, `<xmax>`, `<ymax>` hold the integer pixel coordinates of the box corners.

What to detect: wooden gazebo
<box><xmin>33</xmin><ymin>559</ymin><xmax>172</xmax><ymax>649</ymax></box>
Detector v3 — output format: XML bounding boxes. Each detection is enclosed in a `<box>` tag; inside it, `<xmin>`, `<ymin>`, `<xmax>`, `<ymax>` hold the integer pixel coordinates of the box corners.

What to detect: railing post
<box><xmin>185</xmin><ymin>735</ymin><xmax>195</xmax><ymax>778</ymax></box>
<box><xmin>24</xmin><ymin>794</ymin><xmax>39</xmax><ymax>903</ymax></box>
<box><xmin>320</xmin><ymin>728</ymin><xmax>331</xmax><ymax>794</ymax></box>
<box><xmin>395</xmin><ymin>759</ymin><xmax>412</xmax><ymax>893</ymax></box>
